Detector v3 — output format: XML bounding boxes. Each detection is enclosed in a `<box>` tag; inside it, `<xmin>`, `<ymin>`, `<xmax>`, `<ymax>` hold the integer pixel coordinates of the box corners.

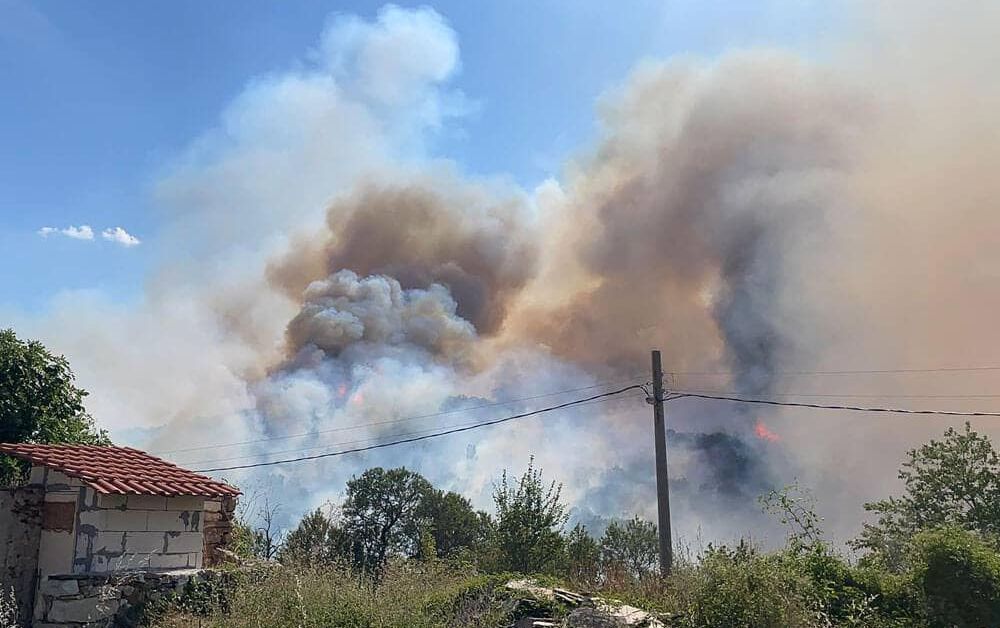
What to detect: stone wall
<box><xmin>75</xmin><ymin>490</ymin><xmax>206</xmax><ymax>573</ymax></box>
<box><xmin>202</xmin><ymin>497</ymin><xmax>237</xmax><ymax>568</ymax></box>
<box><xmin>0</xmin><ymin>486</ymin><xmax>43</xmax><ymax>625</ymax></box>
<box><xmin>33</xmin><ymin>569</ymin><xmax>221</xmax><ymax>627</ymax></box>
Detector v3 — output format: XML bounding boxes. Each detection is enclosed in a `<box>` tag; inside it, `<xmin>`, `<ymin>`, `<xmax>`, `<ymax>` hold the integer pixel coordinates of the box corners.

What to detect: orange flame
<box><xmin>754</xmin><ymin>420</ymin><xmax>780</xmax><ymax>443</ymax></box>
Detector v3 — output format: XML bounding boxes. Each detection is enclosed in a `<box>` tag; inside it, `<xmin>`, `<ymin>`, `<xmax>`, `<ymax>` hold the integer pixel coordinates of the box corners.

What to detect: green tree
<box><xmin>911</xmin><ymin>526</ymin><xmax>1000</xmax><ymax>628</ymax></box>
<box><xmin>341</xmin><ymin>467</ymin><xmax>432</xmax><ymax>579</ymax></box>
<box><xmin>564</xmin><ymin>523</ymin><xmax>601</xmax><ymax>583</ymax></box>
<box><xmin>280</xmin><ymin>508</ymin><xmax>347</xmax><ymax>566</ymax></box>
<box><xmin>0</xmin><ymin>329</ymin><xmax>109</xmax><ymax>483</ymax></box>
<box><xmin>854</xmin><ymin>423</ymin><xmax>1000</xmax><ymax>570</ymax></box>
<box><xmin>492</xmin><ymin>457</ymin><xmax>567</xmax><ymax>574</ymax></box>
<box><xmin>600</xmin><ymin>516</ymin><xmax>659</xmax><ymax>580</ymax></box>
<box><xmin>416</xmin><ymin>489</ymin><xmax>488</xmax><ymax>559</ymax></box>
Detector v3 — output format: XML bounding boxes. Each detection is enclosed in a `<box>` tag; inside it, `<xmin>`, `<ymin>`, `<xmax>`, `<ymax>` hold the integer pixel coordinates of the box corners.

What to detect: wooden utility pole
<box><xmin>650</xmin><ymin>349</ymin><xmax>673</xmax><ymax>576</ymax></box>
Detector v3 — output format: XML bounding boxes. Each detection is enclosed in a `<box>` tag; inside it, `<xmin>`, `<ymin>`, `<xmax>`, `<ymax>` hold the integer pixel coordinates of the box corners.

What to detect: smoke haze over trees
<box><xmin>8</xmin><ymin>0</ymin><xmax>1000</xmax><ymax>547</ymax></box>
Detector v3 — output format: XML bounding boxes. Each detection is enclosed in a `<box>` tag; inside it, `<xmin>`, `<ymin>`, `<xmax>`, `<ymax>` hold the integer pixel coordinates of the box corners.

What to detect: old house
<box><xmin>0</xmin><ymin>444</ymin><xmax>239</xmax><ymax>626</ymax></box>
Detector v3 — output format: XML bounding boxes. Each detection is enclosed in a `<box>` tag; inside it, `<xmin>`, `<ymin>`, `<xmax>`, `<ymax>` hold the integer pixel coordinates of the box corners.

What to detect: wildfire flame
<box><xmin>754</xmin><ymin>420</ymin><xmax>780</xmax><ymax>443</ymax></box>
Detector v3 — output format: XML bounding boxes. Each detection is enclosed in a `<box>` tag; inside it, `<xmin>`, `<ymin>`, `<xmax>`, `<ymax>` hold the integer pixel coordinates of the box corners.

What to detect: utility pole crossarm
<box><xmin>651</xmin><ymin>349</ymin><xmax>673</xmax><ymax>576</ymax></box>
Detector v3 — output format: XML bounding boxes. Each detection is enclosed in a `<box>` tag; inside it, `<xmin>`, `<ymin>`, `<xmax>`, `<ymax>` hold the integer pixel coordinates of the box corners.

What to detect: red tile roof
<box><xmin>0</xmin><ymin>444</ymin><xmax>240</xmax><ymax>498</ymax></box>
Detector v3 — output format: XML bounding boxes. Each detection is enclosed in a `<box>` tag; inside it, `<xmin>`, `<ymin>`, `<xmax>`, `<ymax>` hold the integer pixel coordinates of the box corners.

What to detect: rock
<box><xmin>47</xmin><ymin>596</ymin><xmax>120</xmax><ymax>623</ymax></box>
<box><xmin>566</xmin><ymin>607</ymin><xmax>627</xmax><ymax>627</ymax></box>
<box><xmin>39</xmin><ymin>577</ymin><xmax>79</xmax><ymax>596</ymax></box>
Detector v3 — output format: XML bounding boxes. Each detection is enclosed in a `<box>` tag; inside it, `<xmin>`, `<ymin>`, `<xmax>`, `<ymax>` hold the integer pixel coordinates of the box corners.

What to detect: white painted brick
<box><xmin>97</xmin><ymin>494</ymin><xmax>127</xmax><ymax>509</ymax></box>
<box><xmin>148</xmin><ymin>510</ymin><xmax>196</xmax><ymax>532</ymax></box>
<box><xmin>188</xmin><ymin>552</ymin><xmax>203</xmax><ymax>568</ymax></box>
<box><xmin>29</xmin><ymin>465</ymin><xmax>47</xmax><ymax>483</ymax></box>
<box><xmin>93</xmin><ymin>530</ymin><xmax>126</xmax><ymax>555</ymax></box>
<box><xmin>105</xmin><ymin>509</ymin><xmax>148</xmax><ymax>532</ymax></box>
<box><xmin>107</xmin><ymin>553</ymin><xmax>151</xmax><ymax>571</ymax></box>
<box><xmin>149</xmin><ymin>553</ymin><xmax>190</xmax><ymax>570</ymax></box>
<box><xmin>166</xmin><ymin>496</ymin><xmax>205</xmax><ymax>511</ymax></box>
<box><xmin>45</xmin><ymin>470</ymin><xmax>79</xmax><ymax>486</ymax></box>
<box><xmin>204</xmin><ymin>499</ymin><xmax>222</xmax><ymax>512</ymax></box>
<box><xmin>77</xmin><ymin>509</ymin><xmax>107</xmax><ymax>529</ymax></box>
<box><xmin>123</xmin><ymin>531</ymin><xmax>165</xmax><ymax>554</ymax></box>
<box><xmin>127</xmin><ymin>495</ymin><xmax>167</xmax><ymax>510</ymax></box>
<box><xmin>164</xmin><ymin>531</ymin><xmax>203</xmax><ymax>554</ymax></box>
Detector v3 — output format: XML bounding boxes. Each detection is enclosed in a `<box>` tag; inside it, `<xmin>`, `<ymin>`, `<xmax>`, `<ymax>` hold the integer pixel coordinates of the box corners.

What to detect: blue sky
<box><xmin>0</xmin><ymin>0</ymin><xmax>836</xmax><ymax>313</ymax></box>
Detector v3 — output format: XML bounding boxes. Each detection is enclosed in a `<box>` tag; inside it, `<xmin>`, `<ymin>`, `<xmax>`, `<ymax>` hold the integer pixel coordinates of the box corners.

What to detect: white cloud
<box><xmin>37</xmin><ymin>224</ymin><xmax>94</xmax><ymax>240</ymax></box>
<box><xmin>101</xmin><ymin>226</ymin><xmax>141</xmax><ymax>247</ymax></box>
<box><xmin>37</xmin><ymin>224</ymin><xmax>140</xmax><ymax>246</ymax></box>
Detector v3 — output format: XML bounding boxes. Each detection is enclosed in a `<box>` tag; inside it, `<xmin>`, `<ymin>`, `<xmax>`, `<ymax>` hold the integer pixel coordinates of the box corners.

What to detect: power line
<box><xmin>192</xmin><ymin>384</ymin><xmax>645</xmax><ymax>473</ymax></box>
<box><xmin>181</xmin><ymin>395</ymin><xmax>639</xmax><ymax>468</ymax></box>
<box><xmin>671</xmin><ymin>388</ymin><xmax>1000</xmax><ymax>400</ymax></box>
<box><xmin>668</xmin><ymin>392</ymin><xmax>1000</xmax><ymax>417</ymax></box>
<box><xmin>668</xmin><ymin>366</ymin><xmax>1000</xmax><ymax>377</ymax></box>
<box><xmin>157</xmin><ymin>378</ymin><xmax>642</xmax><ymax>456</ymax></box>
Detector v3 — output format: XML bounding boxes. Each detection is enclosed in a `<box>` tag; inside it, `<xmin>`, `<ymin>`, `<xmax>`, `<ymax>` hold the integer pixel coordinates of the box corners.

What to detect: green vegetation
<box><xmin>0</xmin><ymin>328</ymin><xmax>109</xmax><ymax>483</ymax></box>
<box><xmin>145</xmin><ymin>424</ymin><xmax>1000</xmax><ymax>626</ymax></box>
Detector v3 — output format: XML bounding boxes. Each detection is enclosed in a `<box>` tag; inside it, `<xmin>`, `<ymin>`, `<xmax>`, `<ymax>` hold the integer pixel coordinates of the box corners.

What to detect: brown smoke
<box><xmin>269</xmin><ymin>176</ymin><xmax>539</xmax><ymax>357</ymax></box>
<box><xmin>502</xmin><ymin>52</ymin><xmax>858</xmax><ymax>387</ymax></box>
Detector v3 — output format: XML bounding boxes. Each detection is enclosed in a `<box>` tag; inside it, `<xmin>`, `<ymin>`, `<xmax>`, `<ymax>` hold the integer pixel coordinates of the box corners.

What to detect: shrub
<box><xmin>911</xmin><ymin>526</ymin><xmax>1000</xmax><ymax>628</ymax></box>
<box><xmin>687</xmin><ymin>541</ymin><xmax>816</xmax><ymax>628</ymax></box>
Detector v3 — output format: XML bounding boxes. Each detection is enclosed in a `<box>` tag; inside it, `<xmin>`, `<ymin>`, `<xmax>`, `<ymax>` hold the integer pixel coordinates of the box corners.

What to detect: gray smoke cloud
<box><xmin>14</xmin><ymin>1</ymin><xmax>1000</xmax><ymax>547</ymax></box>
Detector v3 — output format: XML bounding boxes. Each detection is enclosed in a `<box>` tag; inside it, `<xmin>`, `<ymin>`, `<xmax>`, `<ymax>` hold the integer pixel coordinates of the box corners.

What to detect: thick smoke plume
<box><xmin>15</xmin><ymin>1</ymin><xmax>1000</xmax><ymax>545</ymax></box>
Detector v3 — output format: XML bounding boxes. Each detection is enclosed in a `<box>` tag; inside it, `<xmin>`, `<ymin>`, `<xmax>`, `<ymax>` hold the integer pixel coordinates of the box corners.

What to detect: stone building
<box><xmin>0</xmin><ymin>443</ymin><xmax>239</xmax><ymax>626</ymax></box>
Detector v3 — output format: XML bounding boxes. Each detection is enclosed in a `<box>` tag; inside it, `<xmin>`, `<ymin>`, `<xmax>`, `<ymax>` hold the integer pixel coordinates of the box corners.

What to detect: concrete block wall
<box><xmin>74</xmin><ymin>490</ymin><xmax>205</xmax><ymax>573</ymax></box>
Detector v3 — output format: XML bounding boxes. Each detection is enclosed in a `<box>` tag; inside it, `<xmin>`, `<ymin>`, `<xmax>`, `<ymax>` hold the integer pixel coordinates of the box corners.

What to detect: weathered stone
<box><xmin>47</xmin><ymin>596</ymin><xmax>120</xmax><ymax>623</ymax></box>
<box><xmin>39</xmin><ymin>577</ymin><xmax>79</xmax><ymax>596</ymax></box>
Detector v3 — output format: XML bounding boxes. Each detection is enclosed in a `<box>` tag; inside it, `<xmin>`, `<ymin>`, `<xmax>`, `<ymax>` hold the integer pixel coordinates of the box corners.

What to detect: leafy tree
<box><xmin>0</xmin><ymin>329</ymin><xmax>109</xmax><ymax>483</ymax></box>
<box><xmin>416</xmin><ymin>489</ymin><xmax>488</xmax><ymax>559</ymax></box>
<box><xmin>281</xmin><ymin>508</ymin><xmax>347</xmax><ymax>566</ymax></box>
<box><xmin>600</xmin><ymin>516</ymin><xmax>659</xmax><ymax>580</ymax></box>
<box><xmin>492</xmin><ymin>457</ymin><xmax>567</xmax><ymax>574</ymax></box>
<box><xmin>911</xmin><ymin>526</ymin><xmax>1000</xmax><ymax>628</ymax></box>
<box><xmin>341</xmin><ymin>467</ymin><xmax>432</xmax><ymax>579</ymax></box>
<box><xmin>563</xmin><ymin>523</ymin><xmax>601</xmax><ymax>583</ymax></box>
<box><xmin>854</xmin><ymin>423</ymin><xmax>1000</xmax><ymax>570</ymax></box>
<box><xmin>760</xmin><ymin>482</ymin><xmax>824</xmax><ymax>552</ymax></box>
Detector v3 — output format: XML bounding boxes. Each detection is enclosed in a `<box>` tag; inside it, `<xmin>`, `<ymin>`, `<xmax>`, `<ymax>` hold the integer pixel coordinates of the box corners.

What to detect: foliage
<box><xmin>854</xmin><ymin>423</ymin><xmax>1000</xmax><ymax>570</ymax></box>
<box><xmin>0</xmin><ymin>328</ymin><xmax>109</xmax><ymax>483</ymax></box>
<box><xmin>563</xmin><ymin>523</ymin><xmax>601</xmax><ymax>583</ymax></box>
<box><xmin>760</xmin><ymin>482</ymin><xmax>824</xmax><ymax>551</ymax></box>
<box><xmin>417</xmin><ymin>489</ymin><xmax>490</xmax><ymax>559</ymax></box>
<box><xmin>600</xmin><ymin>515</ymin><xmax>659</xmax><ymax>580</ymax></box>
<box><xmin>156</xmin><ymin>562</ymin><xmax>517</xmax><ymax>628</ymax></box>
<box><xmin>688</xmin><ymin>540</ymin><xmax>817</xmax><ymax>628</ymax></box>
<box><xmin>910</xmin><ymin>526</ymin><xmax>1000</xmax><ymax>628</ymax></box>
<box><xmin>341</xmin><ymin>467</ymin><xmax>433</xmax><ymax>579</ymax></box>
<box><xmin>280</xmin><ymin>508</ymin><xmax>347</xmax><ymax>566</ymax></box>
<box><xmin>492</xmin><ymin>456</ymin><xmax>568</xmax><ymax>574</ymax></box>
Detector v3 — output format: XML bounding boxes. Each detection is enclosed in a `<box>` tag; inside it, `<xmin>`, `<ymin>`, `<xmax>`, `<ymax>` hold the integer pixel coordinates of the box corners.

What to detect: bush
<box><xmin>911</xmin><ymin>526</ymin><xmax>1000</xmax><ymax>628</ymax></box>
<box><xmin>687</xmin><ymin>541</ymin><xmax>817</xmax><ymax>628</ymax></box>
